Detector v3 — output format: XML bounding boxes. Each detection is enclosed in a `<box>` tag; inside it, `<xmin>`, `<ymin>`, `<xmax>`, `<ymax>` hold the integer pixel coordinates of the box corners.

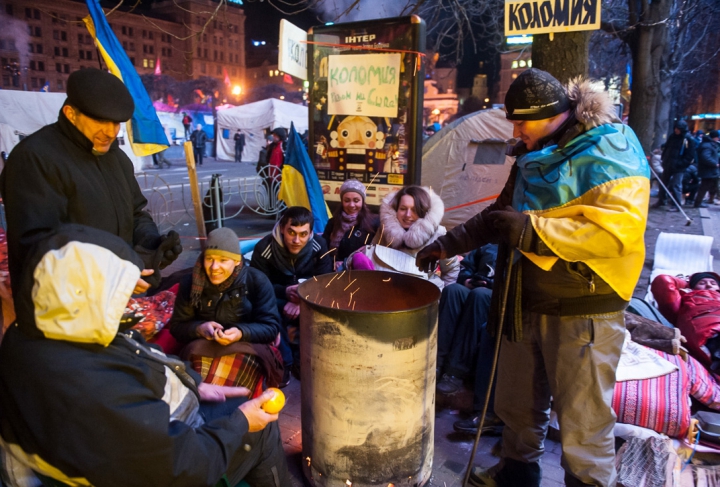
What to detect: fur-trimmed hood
<box><xmin>377</xmin><ymin>187</ymin><xmax>446</xmax><ymax>251</ymax></box>
<box><xmin>566</xmin><ymin>78</ymin><xmax>619</xmax><ymax>131</ymax></box>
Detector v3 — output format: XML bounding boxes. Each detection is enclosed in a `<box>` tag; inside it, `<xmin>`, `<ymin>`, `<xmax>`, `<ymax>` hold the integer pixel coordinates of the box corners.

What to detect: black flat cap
<box><xmin>66</xmin><ymin>68</ymin><xmax>134</xmax><ymax>123</ymax></box>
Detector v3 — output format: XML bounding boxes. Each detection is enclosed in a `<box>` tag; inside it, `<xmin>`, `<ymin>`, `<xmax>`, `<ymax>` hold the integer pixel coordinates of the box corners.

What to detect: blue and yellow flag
<box><xmin>83</xmin><ymin>0</ymin><xmax>168</xmax><ymax>156</ymax></box>
<box><xmin>278</xmin><ymin>123</ymin><xmax>331</xmax><ymax>234</ymax></box>
<box><xmin>513</xmin><ymin>123</ymin><xmax>650</xmax><ymax>301</ymax></box>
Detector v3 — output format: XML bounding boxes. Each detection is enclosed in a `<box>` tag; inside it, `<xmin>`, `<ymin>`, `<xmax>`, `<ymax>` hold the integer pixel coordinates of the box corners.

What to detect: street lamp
<box><xmin>232</xmin><ymin>85</ymin><xmax>241</xmax><ymax>96</ymax></box>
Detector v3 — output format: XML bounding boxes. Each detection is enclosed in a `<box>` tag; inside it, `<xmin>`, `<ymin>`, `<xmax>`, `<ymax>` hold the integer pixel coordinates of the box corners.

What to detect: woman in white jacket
<box><xmin>349</xmin><ymin>185</ymin><xmax>459</xmax><ymax>289</ymax></box>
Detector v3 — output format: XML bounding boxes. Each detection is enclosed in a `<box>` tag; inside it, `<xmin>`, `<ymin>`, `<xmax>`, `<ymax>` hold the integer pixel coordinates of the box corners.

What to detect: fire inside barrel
<box><xmin>299</xmin><ymin>271</ymin><xmax>441</xmax><ymax>487</ymax></box>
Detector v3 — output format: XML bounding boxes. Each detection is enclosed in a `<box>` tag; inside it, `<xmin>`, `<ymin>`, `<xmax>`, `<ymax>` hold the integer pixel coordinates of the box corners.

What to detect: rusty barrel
<box><xmin>298</xmin><ymin>270</ymin><xmax>441</xmax><ymax>487</ymax></box>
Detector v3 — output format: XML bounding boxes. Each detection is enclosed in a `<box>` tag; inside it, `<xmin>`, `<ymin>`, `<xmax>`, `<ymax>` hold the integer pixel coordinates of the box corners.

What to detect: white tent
<box><xmin>421</xmin><ymin>109</ymin><xmax>515</xmax><ymax>230</ymax></box>
<box><xmin>216</xmin><ymin>98</ymin><xmax>308</xmax><ymax>162</ymax></box>
<box><xmin>0</xmin><ymin>90</ymin><xmax>149</xmax><ymax>172</ymax></box>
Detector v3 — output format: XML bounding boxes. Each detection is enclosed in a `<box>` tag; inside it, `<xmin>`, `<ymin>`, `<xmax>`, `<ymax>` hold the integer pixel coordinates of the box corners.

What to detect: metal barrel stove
<box><xmin>298</xmin><ymin>270</ymin><xmax>440</xmax><ymax>487</ymax></box>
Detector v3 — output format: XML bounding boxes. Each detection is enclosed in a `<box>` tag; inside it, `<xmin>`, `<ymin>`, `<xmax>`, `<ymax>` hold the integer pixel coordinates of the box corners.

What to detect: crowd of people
<box><xmin>2</xmin><ymin>64</ymin><xmax>720</xmax><ymax>487</ymax></box>
<box><xmin>652</xmin><ymin>121</ymin><xmax>720</xmax><ymax>210</ymax></box>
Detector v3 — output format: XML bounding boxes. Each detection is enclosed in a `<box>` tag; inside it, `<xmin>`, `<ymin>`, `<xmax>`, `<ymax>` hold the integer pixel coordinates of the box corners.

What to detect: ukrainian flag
<box><xmin>278</xmin><ymin>123</ymin><xmax>331</xmax><ymax>234</ymax></box>
<box><xmin>83</xmin><ymin>0</ymin><xmax>168</xmax><ymax>156</ymax></box>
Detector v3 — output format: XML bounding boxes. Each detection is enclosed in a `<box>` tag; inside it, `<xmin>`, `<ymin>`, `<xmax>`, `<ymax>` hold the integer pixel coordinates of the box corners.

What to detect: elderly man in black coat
<box><xmin>0</xmin><ymin>68</ymin><xmax>181</xmax><ymax>334</ymax></box>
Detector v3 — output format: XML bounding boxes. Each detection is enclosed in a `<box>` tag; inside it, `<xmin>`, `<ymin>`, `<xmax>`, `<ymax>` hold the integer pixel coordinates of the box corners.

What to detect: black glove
<box><xmin>486</xmin><ymin>206</ymin><xmax>528</xmax><ymax>247</ymax></box>
<box><xmin>416</xmin><ymin>241</ymin><xmax>444</xmax><ymax>273</ymax></box>
<box><xmin>133</xmin><ymin>231</ymin><xmax>183</xmax><ymax>288</ymax></box>
<box><xmin>157</xmin><ymin>231</ymin><xmax>182</xmax><ymax>269</ymax></box>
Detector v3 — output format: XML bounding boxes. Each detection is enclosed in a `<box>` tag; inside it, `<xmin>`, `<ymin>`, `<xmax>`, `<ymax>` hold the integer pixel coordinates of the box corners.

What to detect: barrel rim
<box><xmin>298</xmin><ymin>269</ymin><xmax>441</xmax><ymax>315</ymax></box>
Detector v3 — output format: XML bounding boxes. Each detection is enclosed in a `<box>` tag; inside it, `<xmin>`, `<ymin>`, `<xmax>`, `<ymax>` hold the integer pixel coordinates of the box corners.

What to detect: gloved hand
<box><xmin>157</xmin><ymin>231</ymin><xmax>182</xmax><ymax>269</ymax></box>
<box><xmin>415</xmin><ymin>241</ymin><xmax>444</xmax><ymax>273</ymax></box>
<box><xmin>133</xmin><ymin>231</ymin><xmax>183</xmax><ymax>289</ymax></box>
<box><xmin>486</xmin><ymin>206</ymin><xmax>528</xmax><ymax>247</ymax></box>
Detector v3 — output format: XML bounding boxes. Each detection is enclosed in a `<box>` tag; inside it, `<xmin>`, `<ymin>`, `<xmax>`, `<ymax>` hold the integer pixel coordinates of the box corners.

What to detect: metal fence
<box><xmin>135</xmin><ymin>166</ymin><xmax>285</xmax><ymax>234</ymax></box>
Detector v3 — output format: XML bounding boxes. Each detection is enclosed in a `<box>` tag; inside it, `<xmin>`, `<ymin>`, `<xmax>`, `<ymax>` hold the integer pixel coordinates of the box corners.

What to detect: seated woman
<box><xmin>350</xmin><ymin>185</ymin><xmax>459</xmax><ymax>289</ymax></box>
<box><xmin>651</xmin><ymin>271</ymin><xmax>720</xmax><ymax>370</ymax></box>
<box><xmin>170</xmin><ymin>227</ymin><xmax>283</xmax><ymax>392</ymax></box>
<box><xmin>322</xmin><ymin>179</ymin><xmax>378</xmax><ymax>270</ymax></box>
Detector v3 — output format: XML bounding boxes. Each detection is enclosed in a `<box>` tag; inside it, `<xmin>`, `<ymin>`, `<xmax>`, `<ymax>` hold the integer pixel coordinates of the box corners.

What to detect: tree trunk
<box><xmin>532</xmin><ymin>31</ymin><xmax>590</xmax><ymax>83</ymax></box>
<box><xmin>627</xmin><ymin>0</ymin><xmax>672</xmax><ymax>154</ymax></box>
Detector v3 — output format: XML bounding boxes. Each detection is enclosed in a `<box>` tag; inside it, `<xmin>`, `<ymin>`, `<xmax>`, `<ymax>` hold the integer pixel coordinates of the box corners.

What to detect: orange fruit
<box><xmin>261</xmin><ymin>387</ymin><xmax>286</xmax><ymax>414</ymax></box>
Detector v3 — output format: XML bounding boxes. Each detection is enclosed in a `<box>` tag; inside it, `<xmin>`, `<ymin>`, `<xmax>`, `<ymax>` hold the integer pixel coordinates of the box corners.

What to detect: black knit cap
<box><xmin>505</xmin><ymin>68</ymin><xmax>571</xmax><ymax>121</ymax></box>
<box><xmin>66</xmin><ymin>68</ymin><xmax>134</xmax><ymax>123</ymax></box>
<box><xmin>689</xmin><ymin>272</ymin><xmax>720</xmax><ymax>289</ymax></box>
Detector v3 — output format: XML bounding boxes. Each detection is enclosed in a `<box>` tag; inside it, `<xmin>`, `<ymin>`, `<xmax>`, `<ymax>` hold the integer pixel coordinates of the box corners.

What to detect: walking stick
<box><xmin>462</xmin><ymin>253</ymin><xmax>514</xmax><ymax>487</ymax></box>
<box><xmin>650</xmin><ymin>166</ymin><xmax>692</xmax><ymax>226</ymax></box>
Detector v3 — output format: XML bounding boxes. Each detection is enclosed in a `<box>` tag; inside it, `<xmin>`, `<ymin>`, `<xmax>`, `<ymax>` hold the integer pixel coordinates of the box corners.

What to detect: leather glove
<box><xmin>415</xmin><ymin>241</ymin><xmax>444</xmax><ymax>273</ymax></box>
<box><xmin>486</xmin><ymin>206</ymin><xmax>528</xmax><ymax>247</ymax></box>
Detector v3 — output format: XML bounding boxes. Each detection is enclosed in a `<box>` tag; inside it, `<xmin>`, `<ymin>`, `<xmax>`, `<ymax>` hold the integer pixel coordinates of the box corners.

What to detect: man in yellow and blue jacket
<box><xmin>418</xmin><ymin>68</ymin><xmax>650</xmax><ymax>487</ymax></box>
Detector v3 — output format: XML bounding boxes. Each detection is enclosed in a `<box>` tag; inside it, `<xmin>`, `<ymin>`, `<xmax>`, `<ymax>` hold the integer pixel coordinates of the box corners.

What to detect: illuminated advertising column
<box><xmin>308</xmin><ymin>16</ymin><xmax>426</xmax><ymax>206</ymax></box>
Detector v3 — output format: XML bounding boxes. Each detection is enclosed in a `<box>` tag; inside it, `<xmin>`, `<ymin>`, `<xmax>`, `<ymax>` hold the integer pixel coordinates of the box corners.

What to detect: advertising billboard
<box><xmin>308</xmin><ymin>16</ymin><xmax>426</xmax><ymax>205</ymax></box>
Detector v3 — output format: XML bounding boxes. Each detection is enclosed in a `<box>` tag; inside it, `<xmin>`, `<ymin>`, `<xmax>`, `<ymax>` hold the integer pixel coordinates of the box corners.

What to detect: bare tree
<box><xmin>597</xmin><ymin>0</ymin><xmax>720</xmax><ymax>152</ymax></box>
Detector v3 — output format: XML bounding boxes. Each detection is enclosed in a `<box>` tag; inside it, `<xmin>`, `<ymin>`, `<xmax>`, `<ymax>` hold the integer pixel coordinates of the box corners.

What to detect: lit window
<box><xmin>528</xmin><ymin>59</ymin><xmax>532</xmax><ymax>67</ymax></box>
<box><xmin>511</xmin><ymin>61</ymin><xmax>518</xmax><ymax>69</ymax></box>
<box><xmin>519</xmin><ymin>60</ymin><xmax>526</xmax><ymax>68</ymax></box>
<box><xmin>143</xmin><ymin>58</ymin><xmax>148</xmax><ymax>68</ymax></box>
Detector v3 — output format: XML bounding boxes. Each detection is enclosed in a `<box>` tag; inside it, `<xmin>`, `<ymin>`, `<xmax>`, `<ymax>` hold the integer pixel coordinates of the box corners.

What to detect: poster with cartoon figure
<box><xmin>308</xmin><ymin>17</ymin><xmax>426</xmax><ymax>205</ymax></box>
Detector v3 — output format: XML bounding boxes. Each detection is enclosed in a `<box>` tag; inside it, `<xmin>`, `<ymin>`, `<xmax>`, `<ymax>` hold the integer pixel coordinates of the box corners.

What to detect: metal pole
<box><xmin>212</xmin><ymin>174</ymin><xmax>223</xmax><ymax>228</ymax></box>
<box><xmin>650</xmin><ymin>166</ymin><xmax>692</xmax><ymax>226</ymax></box>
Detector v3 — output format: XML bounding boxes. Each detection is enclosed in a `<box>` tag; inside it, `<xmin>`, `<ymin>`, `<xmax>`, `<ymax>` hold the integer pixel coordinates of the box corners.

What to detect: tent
<box><xmin>421</xmin><ymin>108</ymin><xmax>514</xmax><ymax>230</ymax></box>
<box><xmin>216</xmin><ymin>98</ymin><xmax>308</xmax><ymax>163</ymax></box>
<box><xmin>0</xmin><ymin>90</ymin><xmax>149</xmax><ymax>172</ymax></box>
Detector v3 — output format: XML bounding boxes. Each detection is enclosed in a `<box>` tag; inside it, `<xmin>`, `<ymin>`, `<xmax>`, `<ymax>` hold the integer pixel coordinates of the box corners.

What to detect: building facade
<box><xmin>0</xmin><ymin>0</ymin><xmax>245</xmax><ymax>93</ymax></box>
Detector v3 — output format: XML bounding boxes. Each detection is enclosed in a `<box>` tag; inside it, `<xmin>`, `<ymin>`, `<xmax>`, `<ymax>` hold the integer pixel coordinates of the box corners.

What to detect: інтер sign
<box><xmin>505</xmin><ymin>0</ymin><xmax>600</xmax><ymax>36</ymax></box>
<box><xmin>327</xmin><ymin>53</ymin><xmax>401</xmax><ymax>118</ymax></box>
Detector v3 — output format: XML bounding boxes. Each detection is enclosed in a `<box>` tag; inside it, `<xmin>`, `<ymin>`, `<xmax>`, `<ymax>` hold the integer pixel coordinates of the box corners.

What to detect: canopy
<box><xmin>0</xmin><ymin>90</ymin><xmax>148</xmax><ymax>172</ymax></box>
<box><xmin>216</xmin><ymin>98</ymin><xmax>308</xmax><ymax>162</ymax></box>
<box><xmin>421</xmin><ymin>109</ymin><xmax>515</xmax><ymax>230</ymax></box>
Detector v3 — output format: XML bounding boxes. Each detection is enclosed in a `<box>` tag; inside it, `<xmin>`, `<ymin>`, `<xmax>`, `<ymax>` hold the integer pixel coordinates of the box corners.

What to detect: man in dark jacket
<box><xmin>234</xmin><ymin>129</ymin><xmax>246</xmax><ymax>162</ymax></box>
<box><xmin>251</xmin><ymin>206</ymin><xmax>333</xmax><ymax>382</ymax></box>
<box><xmin>656</xmin><ymin>119</ymin><xmax>697</xmax><ymax>209</ymax></box>
<box><xmin>0</xmin><ymin>225</ymin><xmax>289</xmax><ymax>487</ymax></box>
<box><xmin>191</xmin><ymin>124</ymin><xmax>208</xmax><ymax>166</ymax></box>
<box><xmin>0</xmin><ymin>68</ymin><xmax>181</xmax><ymax>335</ymax></box>
<box><xmin>418</xmin><ymin>69</ymin><xmax>649</xmax><ymax>487</ymax></box>
<box><xmin>694</xmin><ymin>130</ymin><xmax>720</xmax><ymax>208</ymax></box>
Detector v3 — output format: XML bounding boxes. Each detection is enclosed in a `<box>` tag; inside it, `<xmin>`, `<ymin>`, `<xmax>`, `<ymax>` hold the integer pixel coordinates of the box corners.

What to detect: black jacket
<box><xmin>250</xmin><ymin>230</ymin><xmax>333</xmax><ymax>301</ymax></box>
<box><xmin>0</xmin><ymin>111</ymin><xmax>160</xmax><ymax>330</ymax></box>
<box><xmin>234</xmin><ymin>132</ymin><xmax>245</xmax><ymax>147</ymax></box>
<box><xmin>321</xmin><ymin>215</ymin><xmax>378</xmax><ymax>262</ymax></box>
<box><xmin>191</xmin><ymin>129</ymin><xmax>207</xmax><ymax>149</ymax></box>
<box><xmin>169</xmin><ymin>265</ymin><xmax>282</xmax><ymax>344</ymax></box>
<box><xmin>662</xmin><ymin>130</ymin><xmax>697</xmax><ymax>173</ymax></box>
<box><xmin>697</xmin><ymin>136</ymin><xmax>720</xmax><ymax>179</ymax></box>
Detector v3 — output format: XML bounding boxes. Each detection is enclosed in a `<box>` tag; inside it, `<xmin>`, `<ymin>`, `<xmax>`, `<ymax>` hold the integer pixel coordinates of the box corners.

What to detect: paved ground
<box><xmin>152</xmin><ymin>157</ymin><xmax>720</xmax><ymax>486</ymax></box>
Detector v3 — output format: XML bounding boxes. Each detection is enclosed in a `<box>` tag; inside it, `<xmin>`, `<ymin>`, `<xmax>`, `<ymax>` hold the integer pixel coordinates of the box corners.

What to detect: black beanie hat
<box><xmin>66</xmin><ymin>68</ymin><xmax>135</xmax><ymax>123</ymax></box>
<box><xmin>709</xmin><ymin>130</ymin><xmax>719</xmax><ymax>139</ymax></box>
<box><xmin>674</xmin><ymin>119</ymin><xmax>689</xmax><ymax>133</ymax></box>
<box><xmin>689</xmin><ymin>272</ymin><xmax>720</xmax><ymax>289</ymax></box>
<box><xmin>505</xmin><ymin>68</ymin><xmax>571</xmax><ymax>121</ymax></box>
